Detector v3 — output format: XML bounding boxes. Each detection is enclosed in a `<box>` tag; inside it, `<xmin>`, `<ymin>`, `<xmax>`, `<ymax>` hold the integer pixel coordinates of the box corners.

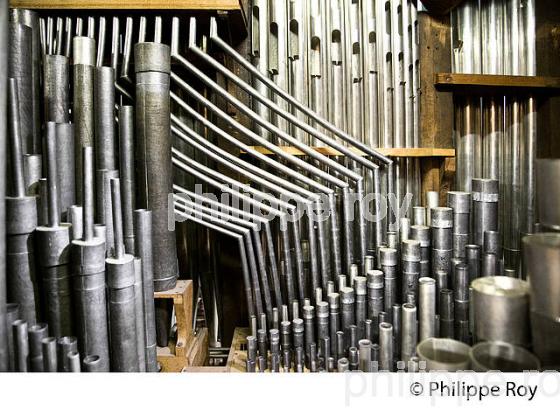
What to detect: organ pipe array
<box><xmin>451</xmin><ymin>0</ymin><xmax>537</xmax><ymax>274</ymax></box>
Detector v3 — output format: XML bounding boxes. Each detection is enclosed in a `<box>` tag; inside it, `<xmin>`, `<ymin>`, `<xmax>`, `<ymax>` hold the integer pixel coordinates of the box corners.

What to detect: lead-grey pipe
<box><xmin>8</xmin><ymin>21</ymin><xmax>33</xmax><ymax>154</ymax></box>
<box><xmin>73</xmin><ymin>36</ymin><xmax>96</xmax><ymax>204</ymax></box>
<box><xmin>119</xmin><ymin>106</ymin><xmax>136</xmax><ymax>254</ymax></box>
<box><xmin>419</xmin><ymin>278</ymin><xmax>436</xmax><ymax>342</ymax></box>
<box><xmin>6</xmin><ymin>79</ymin><xmax>39</xmax><ymax>325</ymax></box>
<box><xmin>42</xmin><ymin>337</ymin><xmax>57</xmax><ymax>372</ymax></box>
<box><xmin>13</xmin><ymin>319</ymin><xmax>29</xmax><ymax>372</ymax></box>
<box><xmin>43</xmin><ymin>54</ymin><xmax>69</xmax><ymax>123</ymax></box>
<box><xmin>134</xmin><ymin>210</ymin><xmax>158</xmax><ymax>372</ymax></box>
<box><xmin>94</xmin><ymin>66</ymin><xmax>117</xmax><ymax>171</ymax></box>
<box><xmin>71</xmin><ymin>146</ymin><xmax>110</xmax><ymax>371</ymax></box>
<box><xmin>135</xmin><ymin>42</ymin><xmax>177</xmax><ymax>292</ymax></box>
<box><xmin>28</xmin><ymin>323</ymin><xmax>47</xmax><ymax>372</ymax></box>
<box><xmin>106</xmin><ymin>178</ymin><xmax>139</xmax><ymax>372</ymax></box>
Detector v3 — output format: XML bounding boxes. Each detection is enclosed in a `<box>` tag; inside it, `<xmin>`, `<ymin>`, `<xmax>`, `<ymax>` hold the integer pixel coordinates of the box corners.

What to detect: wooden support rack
<box><xmin>241</xmin><ymin>146</ymin><xmax>456</xmax><ymax>158</ymax></box>
<box><xmin>155</xmin><ymin>280</ymin><xmax>208</xmax><ymax>372</ymax></box>
<box><xmin>435</xmin><ymin>73</ymin><xmax>560</xmax><ymax>95</ymax></box>
<box><xmin>10</xmin><ymin>0</ymin><xmax>243</xmax><ymax>10</ymax></box>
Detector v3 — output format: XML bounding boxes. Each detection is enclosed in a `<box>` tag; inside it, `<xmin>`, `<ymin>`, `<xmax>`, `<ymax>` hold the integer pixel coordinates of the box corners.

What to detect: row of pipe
<box><xmin>451</xmin><ymin>0</ymin><xmax>537</xmax><ymax>274</ymax></box>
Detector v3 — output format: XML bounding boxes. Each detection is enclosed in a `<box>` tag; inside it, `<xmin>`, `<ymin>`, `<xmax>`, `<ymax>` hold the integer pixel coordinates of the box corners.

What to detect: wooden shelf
<box><xmin>10</xmin><ymin>0</ymin><xmax>243</xmax><ymax>10</ymax></box>
<box><xmin>242</xmin><ymin>146</ymin><xmax>455</xmax><ymax>158</ymax></box>
<box><xmin>435</xmin><ymin>73</ymin><xmax>560</xmax><ymax>95</ymax></box>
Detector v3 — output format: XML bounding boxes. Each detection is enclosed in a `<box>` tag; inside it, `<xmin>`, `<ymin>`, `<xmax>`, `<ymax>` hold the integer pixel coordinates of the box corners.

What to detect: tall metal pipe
<box><xmin>94</xmin><ymin>66</ymin><xmax>117</xmax><ymax>171</ymax></box>
<box><xmin>419</xmin><ymin>278</ymin><xmax>436</xmax><ymax>342</ymax></box>
<box><xmin>73</xmin><ymin>35</ymin><xmax>96</xmax><ymax>204</ymax></box>
<box><xmin>107</xmin><ymin>178</ymin><xmax>139</xmax><ymax>371</ymax></box>
<box><xmin>35</xmin><ymin>122</ymin><xmax>73</xmax><ymax>338</ymax></box>
<box><xmin>6</xmin><ymin>78</ymin><xmax>39</xmax><ymax>325</ymax></box>
<box><xmin>71</xmin><ymin>146</ymin><xmax>110</xmax><ymax>371</ymax></box>
<box><xmin>56</xmin><ymin>123</ymin><xmax>75</xmax><ymax>220</ymax></box>
<box><xmin>44</xmin><ymin>54</ymin><xmax>69</xmax><ymax>123</ymax></box>
<box><xmin>119</xmin><ymin>106</ymin><xmax>136</xmax><ymax>254</ymax></box>
<box><xmin>134</xmin><ymin>210</ymin><xmax>157</xmax><ymax>372</ymax></box>
<box><xmin>10</xmin><ymin>9</ymin><xmax>40</xmax><ymax>154</ymax></box>
<box><xmin>8</xmin><ymin>21</ymin><xmax>33</xmax><ymax>154</ymax></box>
<box><xmin>135</xmin><ymin>42</ymin><xmax>178</xmax><ymax>292</ymax></box>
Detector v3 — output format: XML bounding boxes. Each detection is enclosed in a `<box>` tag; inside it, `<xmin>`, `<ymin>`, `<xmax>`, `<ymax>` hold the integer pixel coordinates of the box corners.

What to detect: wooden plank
<box><xmin>435</xmin><ymin>73</ymin><xmax>560</xmax><ymax>94</ymax></box>
<box><xmin>10</xmin><ymin>0</ymin><xmax>242</xmax><ymax>10</ymax></box>
<box><xmin>158</xmin><ymin>328</ymin><xmax>208</xmax><ymax>372</ymax></box>
<box><xmin>225</xmin><ymin>327</ymin><xmax>248</xmax><ymax>373</ymax></box>
<box><xmin>155</xmin><ymin>280</ymin><xmax>199</xmax><ymax>372</ymax></box>
<box><xmin>418</xmin><ymin>11</ymin><xmax>453</xmax><ymax>151</ymax></box>
<box><xmin>241</xmin><ymin>146</ymin><xmax>455</xmax><ymax>158</ymax></box>
<box><xmin>418</xmin><ymin>11</ymin><xmax>453</xmax><ymax>201</ymax></box>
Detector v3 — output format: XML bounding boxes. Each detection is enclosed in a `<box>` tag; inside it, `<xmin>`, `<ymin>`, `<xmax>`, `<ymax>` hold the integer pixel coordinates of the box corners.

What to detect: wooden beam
<box><xmin>241</xmin><ymin>146</ymin><xmax>456</xmax><ymax>158</ymax></box>
<box><xmin>10</xmin><ymin>0</ymin><xmax>242</xmax><ymax>10</ymax></box>
<box><xmin>435</xmin><ymin>73</ymin><xmax>560</xmax><ymax>95</ymax></box>
<box><xmin>418</xmin><ymin>11</ymin><xmax>454</xmax><ymax>151</ymax></box>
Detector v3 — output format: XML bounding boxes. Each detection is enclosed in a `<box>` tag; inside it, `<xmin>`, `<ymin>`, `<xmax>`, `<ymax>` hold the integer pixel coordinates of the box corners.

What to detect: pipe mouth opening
<box><xmin>470</xmin><ymin>342</ymin><xmax>540</xmax><ymax>372</ymax></box>
<box><xmin>57</xmin><ymin>336</ymin><xmax>77</xmax><ymax>345</ymax></box>
<box><xmin>379</xmin><ymin>322</ymin><xmax>392</xmax><ymax>330</ymax></box>
<box><xmin>472</xmin><ymin>276</ymin><xmax>529</xmax><ymax>298</ymax></box>
<box><xmin>29</xmin><ymin>323</ymin><xmax>48</xmax><ymax>332</ymax></box>
<box><xmin>403</xmin><ymin>303</ymin><xmax>416</xmax><ymax>310</ymax></box>
<box><xmin>417</xmin><ymin>338</ymin><xmax>470</xmax><ymax>365</ymax></box>
<box><xmin>83</xmin><ymin>355</ymin><xmax>101</xmax><ymax>364</ymax></box>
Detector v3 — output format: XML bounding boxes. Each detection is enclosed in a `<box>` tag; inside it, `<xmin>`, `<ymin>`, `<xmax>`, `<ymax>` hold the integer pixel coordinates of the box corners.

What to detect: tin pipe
<box><xmin>6</xmin><ymin>79</ymin><xmax>39</xmax><ymax>325</ymax></box>
<box><xmin>57</xmin><ymin>336</ymin><xmax>78</xmax><ymax>372</ymax></box>
<box><xmin>470</xmin><ymin>341</ymin><xmax>540</xmax><ymax>372</ymax></box>
<box><xmin>119</xmin><ymin>106</ymin><xmax>136</xmax><ymax>253</ymax></box>
<box><xmin>379</xmin><ymin>248</ymin><xmax>397</xmax><ymax>313</ymax></box>
<box><xmin>379</xmin><ymin>322</ymin><xmax>393</xmax><ymax>371</ymax></box>
<box><xmin>8</xmin><ymin>21</ymin><xmax>33</xmax><ymax>154</ymax></box>
<box><xmin>472</xmin><ymin>179</ymin><xmax>499</xmax><ymax>246</ymax></box>
<box><xmin>73</xmin><ymin>36</ymin><xmax>96</xmax><ymax>204</ymax></box>
<box><xmin>71</xmin><ymin>146</ymin><xmax>110</xmax><ymax>372</ymax></box>
<box><xmin>82</xmin><ymin>355</ymin><xmax>103</xmax><ymax>372</ymax></box>
<box><xmin>419</xmin><ymin>278</ymin><xmax>436</xmax><ymax>342</ymax></box>
<box><xmin>10</xmin><ymin>9</ymin><xmax>40</xmax><ymax>153</ymax></box>
<box><xmin>416</xmin><ymin>338</ymin><xmax>470</xmax><ymax>371</ymax></box>
<box><xmin>56</xmin><ymin>123</ymin><xmax>75</xmax><ymax>220</ymax></box>
<box><xmin>402</xmin><ymin>240</ymin><xmax>421</xmax><ymax>301</ymax></box>
<box><xmin>28</xmin><ymin>322</ymin><xmax>47</xmax><ymax>372</ymax></box>
<box><xmin>134</xmin><ymin>210</ymin><xmax>158</xmax><ymax>372</ymax></box>
<box><xmin>401</xmin><ymin>303</ymin><xmax>417</xmax><ymax>363</ymax></box>
<box><xmin>13</xmin><ymin>320</ymin><xmax>29</xmax><ymax>372</ymax></box>
<box><xmin>23</xmin><ymin>153</ymin><xmax>41</xmax><ymax>195</ymax></box>
<box><xmin>42</xmin><ymin>337</ymin><xmax>57</xmax><ymax>372</ymax></box>
<box><xmin>94</xmin><ymin>66</ymin><xmax>117</xmax><ymax>172</ymax></box>
<box><xmin>107</xmin><ymin>178</ymin><xmax>139</xmax><ymax>372</ymax></box>
<box><xmin>472</xmin><ymin>276</ymin><xmax>530</xmax><ymax>346</ymax></box>
<box><xmin>43</xmin><ymin>54</ymin><xmax>69</xmax><ymax>123</ymax></box>
<box><xmin>135</xmin><ymin>42</ymin><xmax>178</xmax><ymax>292</ymax></box>
<box><xmin>440</xmin><ymin>289</ymin><xmax>455</xmax><ymax>339</ymax></box>
<box><xmin>35</xmin><ymin>123</ymin><xmax>72</xmax><ymax>338</ymax></box>
<box><xmin>366</xmin><ymin>270</ymin><xmax>384</xmax><ymax>320</ymax></box>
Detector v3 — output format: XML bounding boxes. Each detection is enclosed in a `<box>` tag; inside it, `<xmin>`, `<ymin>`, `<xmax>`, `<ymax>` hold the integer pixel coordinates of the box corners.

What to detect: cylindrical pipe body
<box><xmin>472</xmin><ymin>276</ymin><xmax>530</xmax><ymax>346</ymax></box>
<box><xmin>135</xmin><ymin>42</ymin><xmax>178</xmax><ymax>291</ymax></box>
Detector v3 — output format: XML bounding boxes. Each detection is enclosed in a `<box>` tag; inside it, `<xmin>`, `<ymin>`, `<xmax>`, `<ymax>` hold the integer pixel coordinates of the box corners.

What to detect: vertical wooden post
<box><xmin>418</xmin><ymin>11</ymin><xmax>454</xmax><ymax>203</ymax></box>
